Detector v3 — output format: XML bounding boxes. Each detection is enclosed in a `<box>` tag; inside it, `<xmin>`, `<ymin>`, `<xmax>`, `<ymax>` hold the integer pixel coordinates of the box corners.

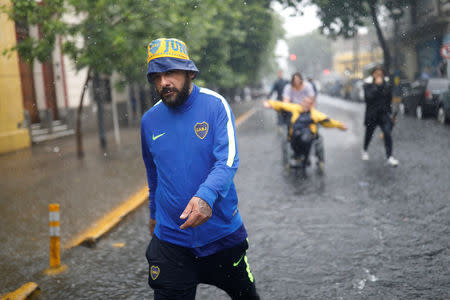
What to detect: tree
<box><xmin>0</xmin><ymin>0</ymin><xmax>66</xmax><ymax>63</ymax></box>
<box><xmin>278</xmin><ymin>0</ymin><xmax>411</xmax><ymax>74</ymax></box>
<box><xmin>190</xmin><ymin>0</ymin><xmax>283</xmax><ymax>99</ymax></box>
<box><xmin>3</xmin><ymin>0</ymin><xmax>162</xmax><ymax>157</ymax></box>
<box><xmin>3</xmin><ymin>0</ymin><xmax>283</xmax><ymax>156</ymax></box>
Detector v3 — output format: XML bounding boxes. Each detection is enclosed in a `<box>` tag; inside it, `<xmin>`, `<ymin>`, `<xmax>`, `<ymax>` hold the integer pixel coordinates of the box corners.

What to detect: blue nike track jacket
<box><xmin>141</xmin><ymin>84</ymin><xmax>243</xmax><ymax>248</ymax></box>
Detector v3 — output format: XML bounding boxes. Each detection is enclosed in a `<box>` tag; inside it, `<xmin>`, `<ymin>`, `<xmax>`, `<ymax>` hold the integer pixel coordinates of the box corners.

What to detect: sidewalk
<box><xmin>0</xmin><ymin>99</ymin><xmax>259</xmax><ymax>295</ymax></box>
<box><xmin>0</xmin><ymin>125</ymin><xmax>147</xmax><ymax>294</ymax></box>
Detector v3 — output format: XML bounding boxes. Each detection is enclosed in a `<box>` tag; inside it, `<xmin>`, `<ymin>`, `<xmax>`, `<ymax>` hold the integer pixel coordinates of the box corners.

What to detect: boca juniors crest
<box><xmin>149</xmin><ymin>39</ymin><xmax>161</xmax><ymax>54</ymax></box>
<box><xmin>150</xmin><ymin>265</ymin><xmax>160</xmax><ymax>280</ymax></box>
<box><xmin>194</xmin><ymin>122</ymin><xmax>209</xmax><ymax>139</ymax></box>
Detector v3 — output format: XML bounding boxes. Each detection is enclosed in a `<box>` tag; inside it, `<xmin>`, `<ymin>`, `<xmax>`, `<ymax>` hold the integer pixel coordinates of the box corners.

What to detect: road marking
<box><xmin>112</xmin><ymin>242</ymin><xmax>126</xmax><ymax>248</ymax></box>
<box><xmin>235</xmin><ymin>106</ymin><xmax>259</xmax><ymax>128</ymax></box>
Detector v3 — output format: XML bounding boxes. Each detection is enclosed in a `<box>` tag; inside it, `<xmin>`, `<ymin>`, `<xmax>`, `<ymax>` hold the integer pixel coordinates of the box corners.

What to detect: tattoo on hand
<box><xmin>198</xmin><ymin>199</ymin><xmax>212</xmax><ymax>217</ymax></box>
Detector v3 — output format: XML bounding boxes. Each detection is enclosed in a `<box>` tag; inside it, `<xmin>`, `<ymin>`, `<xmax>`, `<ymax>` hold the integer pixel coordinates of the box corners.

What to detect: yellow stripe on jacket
<box><xmin>267</xmin><ymin>100</ymin><xmax>345</xmax><ymax>136</ymax></box>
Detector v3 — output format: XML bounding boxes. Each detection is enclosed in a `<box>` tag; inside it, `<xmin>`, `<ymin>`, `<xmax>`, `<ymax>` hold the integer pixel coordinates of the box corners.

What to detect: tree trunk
<box><xmin>93</xmin><ymin>72</ymin><xmax>107</xmax><ymax>149</ymax></box>
<box><xmin>76</xmin><ymin>68</ymin><xmax>91</xmax><ymax>158</ymax></box>
<box><xmin>369</xmin><ymin>0</ymin><xmax>391</xmax><ymax>74</ymax></box>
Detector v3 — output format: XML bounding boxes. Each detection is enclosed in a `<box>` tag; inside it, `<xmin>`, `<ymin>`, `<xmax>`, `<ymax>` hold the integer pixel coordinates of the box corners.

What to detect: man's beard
<box><xmin>158</xmin><ymin>74</ymin><xmax>191</xmax><ymax>108</ymax></box>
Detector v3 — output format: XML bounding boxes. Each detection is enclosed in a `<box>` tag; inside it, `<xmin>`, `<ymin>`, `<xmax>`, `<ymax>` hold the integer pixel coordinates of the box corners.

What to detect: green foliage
<box><xmin>3</xmin><ymin>0</ymin><xmax>284</xmax><ymax>89</ymax></box>
<box><xmin>280</xmin><ymin>0</ymin><xmax>412</xmax><ymax>73</ymax></box>
<box><xmin>311</xmin><ymin>0</ymin><xmax>368</xmax><ymax>38</ymax></box>
<box><xmin>1</xmin><ymin>0</ymin><xmax>66</xmax><ymax>63</ymax></box>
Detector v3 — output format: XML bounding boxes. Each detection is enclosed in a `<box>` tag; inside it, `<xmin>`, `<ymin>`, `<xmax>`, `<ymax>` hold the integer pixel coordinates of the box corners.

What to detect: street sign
<box><xmin>440</xmin><ymin>43</ymin><xmax>450</xmax><ymax>59</ymax></box>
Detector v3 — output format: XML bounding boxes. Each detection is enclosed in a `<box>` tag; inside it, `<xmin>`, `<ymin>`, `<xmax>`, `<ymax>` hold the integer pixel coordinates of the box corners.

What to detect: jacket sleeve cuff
<box><xmin>195</xmin><ymin>185</ymin><xmax>218</xmax><ymax>209</ymax></box>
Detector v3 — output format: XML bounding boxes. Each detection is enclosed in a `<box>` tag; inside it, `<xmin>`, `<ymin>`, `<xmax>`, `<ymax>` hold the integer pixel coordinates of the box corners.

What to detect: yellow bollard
<box><xmin>44</xmin><ymin>204</ymin><xmax>67</xmax><ymax>275</ymax></box>
<box><xmin>49</xmin><ymin>204</ymin><xmax>60</xmax><ymax>268</ymax></box>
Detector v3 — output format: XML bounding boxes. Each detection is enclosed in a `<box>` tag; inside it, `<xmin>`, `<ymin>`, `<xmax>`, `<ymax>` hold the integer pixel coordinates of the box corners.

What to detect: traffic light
<box><xmin>289</xmin><ymin>54</ymin><xmax>297</xmax><ymax>61</ymax></box>
<box><xmin>323</xmin><ymin>69</ymin><xmax>330</xmax><ymax>75</ymax></box>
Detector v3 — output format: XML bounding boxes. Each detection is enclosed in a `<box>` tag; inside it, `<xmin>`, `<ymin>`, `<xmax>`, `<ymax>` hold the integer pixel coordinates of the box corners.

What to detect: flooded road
<box><xmin>27</xmin><ymin>96</ymin><xmax>450</xmax><ymax>299</ymax></box>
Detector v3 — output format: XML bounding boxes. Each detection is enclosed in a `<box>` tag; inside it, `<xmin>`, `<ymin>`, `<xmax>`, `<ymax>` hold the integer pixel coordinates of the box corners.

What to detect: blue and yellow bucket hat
<box><xmin>147</xmin><ymin>38</ymin><xmax>199</xmax><ymax>81</ymax></box>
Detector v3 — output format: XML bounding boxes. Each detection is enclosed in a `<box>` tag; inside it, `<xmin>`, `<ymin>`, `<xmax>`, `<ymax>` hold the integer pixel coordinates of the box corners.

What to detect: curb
<box><xmin>64</xmin><ymin>186</ymin><xmax>148</xmax><ymax>249</ymax></box>
<box><xmin>0</xmin><ymin>282</ymin><xmax>40</xmax><ymax>300</ymax></box>
<box><xmin>3</xmin><ymin>104</ymin><xmax>259</xmax><ymax>299</ymax></box>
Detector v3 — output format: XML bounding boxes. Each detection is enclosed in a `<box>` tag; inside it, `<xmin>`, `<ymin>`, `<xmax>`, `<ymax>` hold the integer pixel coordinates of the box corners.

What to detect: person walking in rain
<box><xmin>141</xmin><ymin>38</ymin><xmax>260</xmax><ymax>300</ymax></box>
<box><xmin>281</xmin><ymin>72</ymin><xmax>323</xmax><ymax>166</ymax></box>
<box><xmin>362</xmin><ymin>65</ymin><xmax>399</xmax><ymax>167</ymax></box>
<box><xmin>267</xmin><ymin>69</ymin><xmax>289</xmax><ymax>126</ymax></box>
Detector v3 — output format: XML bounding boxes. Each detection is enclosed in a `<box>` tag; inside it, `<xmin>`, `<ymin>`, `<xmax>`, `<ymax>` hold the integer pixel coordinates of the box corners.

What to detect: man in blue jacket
<box><xmin>141</xmin><ymin>38</ymin><xmax>259</xmax><ymax>300</ymax></box>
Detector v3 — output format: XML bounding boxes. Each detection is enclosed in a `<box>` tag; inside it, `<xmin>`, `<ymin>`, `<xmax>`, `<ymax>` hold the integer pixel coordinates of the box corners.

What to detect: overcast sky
<box><xmin>271</xmin><ymin>1</ymin><xmax>321</xmax><ymax>38</ymax></box>
<box><xmin>271</xmin><ymin>2</ymin><xmax>321</xmax><ymax>70</ymax></box>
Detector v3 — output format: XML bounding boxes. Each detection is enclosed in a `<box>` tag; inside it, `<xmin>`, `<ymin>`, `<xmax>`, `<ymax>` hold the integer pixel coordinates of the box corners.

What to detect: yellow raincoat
<box><xmin>267</xmin><ymin>100</ymin><xmax>345</xmax><ymax>137</ymax></box>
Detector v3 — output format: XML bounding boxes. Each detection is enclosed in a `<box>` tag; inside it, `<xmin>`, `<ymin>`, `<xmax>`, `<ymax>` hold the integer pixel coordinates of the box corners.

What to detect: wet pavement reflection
<box><xmin>5</xmin><ymin>96</ymin><xmax>450</xmax><ymax>299</ymax></box>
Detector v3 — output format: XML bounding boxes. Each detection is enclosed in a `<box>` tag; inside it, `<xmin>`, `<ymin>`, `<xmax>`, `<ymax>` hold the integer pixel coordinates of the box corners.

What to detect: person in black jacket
<box><xmin>268</xmin><ymin>70</ymin><xmax>289</xmax><ymax>125</ymax></box>
<box><xmin>362</xmin><ymin>66</ymin><xmax>399</xmax><ymax>166</ymax></box>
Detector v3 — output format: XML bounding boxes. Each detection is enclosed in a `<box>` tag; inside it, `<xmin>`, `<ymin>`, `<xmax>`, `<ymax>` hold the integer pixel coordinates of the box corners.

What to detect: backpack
<box><xmin>291</xmin><ymin>112</ymin><xmax>314</xmax><ymax>145</ymax></box>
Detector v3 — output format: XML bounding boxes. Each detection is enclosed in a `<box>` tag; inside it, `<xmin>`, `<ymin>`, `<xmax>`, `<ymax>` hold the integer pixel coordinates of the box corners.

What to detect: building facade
<box><xmin>0</xmin><ymin>1</ymin><xmax>137</xmax><ymax>154</ymax></box>
<box><xmin>332</xmin><ymin>32</ymin><xmax>384</xmax><ymax>79</ymax></box>
<box><xmin>0</xmin><ymin>0</ymin><xmax>31</xmax><ymax>154</ymax></box>
<box><xmin>391</xmin><ymin>0</ymin><xmax>450</xmax><ymax>80</ymax></box>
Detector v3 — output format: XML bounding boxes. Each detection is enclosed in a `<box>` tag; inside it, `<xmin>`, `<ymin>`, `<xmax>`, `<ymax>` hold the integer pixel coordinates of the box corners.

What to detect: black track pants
<box><xmin>146</xmin><ymin>236</ymin><xmax>260</xmax><ymax>300</ymax></box>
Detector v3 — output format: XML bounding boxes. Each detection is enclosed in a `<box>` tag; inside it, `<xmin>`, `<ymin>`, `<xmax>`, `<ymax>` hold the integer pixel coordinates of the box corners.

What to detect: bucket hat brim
<box><xmin>147</xmin><ymin>57</ymin><xmax>199</xmax><ymax>82</ymax></box>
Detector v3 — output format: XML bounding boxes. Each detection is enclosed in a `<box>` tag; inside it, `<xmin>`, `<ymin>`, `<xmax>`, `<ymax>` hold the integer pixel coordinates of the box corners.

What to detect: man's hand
<box><xmin>340</xmin><ymin>124</ymin><xmax>348</xmax><ymax>131</ymax></box>
<box><xmin>149</xmin><ymin>219</ymin><xmax>156</xmax><ymax>236</ymax></box>
<box><xmin>263</xmin><ymin>100</ymin><xmax>272</xmax><ymax>109</ymax></box>
<box><xmin>179</xmin><ymin>197</ymin><xmax>212</xmax><ymax>230</ymax></box>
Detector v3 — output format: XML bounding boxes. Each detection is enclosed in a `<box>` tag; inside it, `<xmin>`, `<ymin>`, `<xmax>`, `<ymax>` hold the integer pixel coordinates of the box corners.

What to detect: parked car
<box><xmin>437</xmin><ymin>88</ymin><xmax>450</xmax><ymax>124</ymax></box>
<box><xmin>402</xmin><ymin>78</ymin><xmax>450</xmax><ymax>119</ymax></box>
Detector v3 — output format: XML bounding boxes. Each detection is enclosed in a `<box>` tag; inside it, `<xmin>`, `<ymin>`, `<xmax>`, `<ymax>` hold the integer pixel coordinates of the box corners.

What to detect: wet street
<box><xmin>23</xmin><ymin>96</ymin><xmax>450</xmax><ymax>299</ymax></box>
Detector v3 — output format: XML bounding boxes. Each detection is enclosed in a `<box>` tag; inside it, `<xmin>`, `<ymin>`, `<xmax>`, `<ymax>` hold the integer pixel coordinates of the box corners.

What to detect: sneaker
<box><xmin>362</xmin><ymin>151</ymin><xmax>369</xmax><ymax>161</ymax></box>
<box><xmin>387</xmin><ymin>156</ymin><xmax>399</xmax><ymax>167</ymax></box>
